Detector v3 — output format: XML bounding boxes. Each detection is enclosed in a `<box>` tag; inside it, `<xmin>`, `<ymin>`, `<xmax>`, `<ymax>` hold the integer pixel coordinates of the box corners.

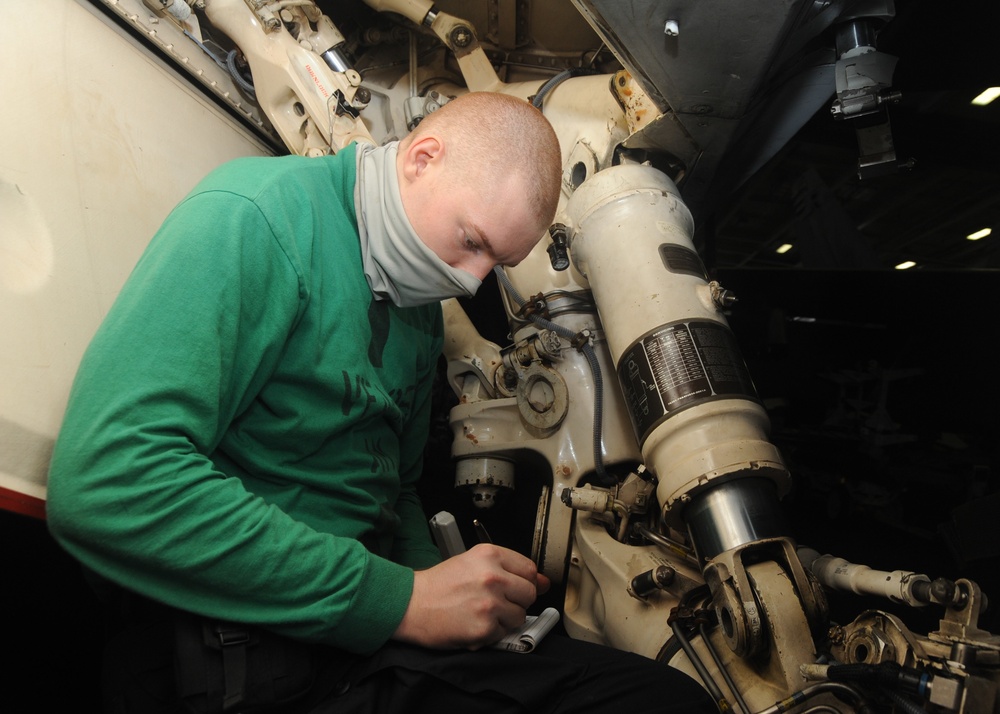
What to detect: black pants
<box><xmin>103</xmin><ymin>617</ymin><xmax>716</xmax><ymax>714</ymax></box>
<box><xmin>304</xmin><ymin>635</ymin><xmax>717</xmax><ymax>714</ymax></box>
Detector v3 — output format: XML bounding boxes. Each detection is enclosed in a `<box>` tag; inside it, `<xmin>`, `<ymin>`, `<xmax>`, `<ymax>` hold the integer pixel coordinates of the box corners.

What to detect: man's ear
<box><xmin>400</xmin><ymin>134</ymin><xmax>444</xmax><ymax>182</ymax></box>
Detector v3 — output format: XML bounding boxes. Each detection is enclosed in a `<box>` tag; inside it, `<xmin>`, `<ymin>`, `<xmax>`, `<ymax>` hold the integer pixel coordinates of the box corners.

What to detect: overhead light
<box><xmin>776</xmin><ymin>243</ymin><xmax>793</xmax><ymax>254</ymax></box>
<box><xmin>967</xmin><ymin>227</ymin><xmax>992</xmax><ymax>241</ymax></box>
<box><xmin>895</xmin><ymin>260</ymin><xmax>916</xmax><ymax>270</ymax></box>
<box><xmin>971</xmin><ymin>87</ymin><xmax>1000</xmax><ymax>106</ymax></box>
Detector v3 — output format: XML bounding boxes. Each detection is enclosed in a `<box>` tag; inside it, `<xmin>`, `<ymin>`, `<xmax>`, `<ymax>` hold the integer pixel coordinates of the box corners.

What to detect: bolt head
<box><xmin>450</xmin><ymin>26</ymin><xmax>473</xmax><ymax>48</ymax></box>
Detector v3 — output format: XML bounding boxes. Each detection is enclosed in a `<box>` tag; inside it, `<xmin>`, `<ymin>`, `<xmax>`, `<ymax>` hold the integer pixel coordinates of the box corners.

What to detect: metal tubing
<box><xmin>670</xmin><ymin>620</ymin><xmax>730</xmax><ymax>712</ymax></box>
<box><xmin>698</xmin><ymin>624</ymin><xmax>752</xmax><ymax>714</ymax></box>
<box><xmin>836</xmin><ymin>20</ymin><xmax>878</xmax><ymax>57</ymax></box>
<box><xmin>685</xmin><ymin>478</ymin><xmax>786</xmax><ymax>561</ymax></box>
<box><xmin>635</xmin><ymin>523</ymin><xmax>695</xmax><ymax>560</ymax></box>
<box><xmin>797</xmin><ymin>547</ymin><xmax>932</xmax><ymax>607</ymax></box>
<box><xmin>321</xmin><ymin>45</ymin><xmax>351</xmax><ymax>73</ymax></box>
<box><xmin>755</xmin><ymin>682</ymin><xmax>867</xmax><ymax>714</ymax></box>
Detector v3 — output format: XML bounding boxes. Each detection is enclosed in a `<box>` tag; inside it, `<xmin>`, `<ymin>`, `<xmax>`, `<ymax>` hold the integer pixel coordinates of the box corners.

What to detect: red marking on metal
<box><xmin>0</xmin><ymin>485</ymin><xmax>46</xmax><ymax>520</ymax></box>
<box><xmin>304</xmin><ymin>63</ymin><xmax>330</xmax><ymax>98</ymax></box>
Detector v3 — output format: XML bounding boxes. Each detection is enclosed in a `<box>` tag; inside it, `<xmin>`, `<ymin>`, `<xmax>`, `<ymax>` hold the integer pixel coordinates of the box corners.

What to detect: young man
<box><xmin>47</xmin><ymin>92</ymin><xmax>715</xmax><ymax>713</ymax></box>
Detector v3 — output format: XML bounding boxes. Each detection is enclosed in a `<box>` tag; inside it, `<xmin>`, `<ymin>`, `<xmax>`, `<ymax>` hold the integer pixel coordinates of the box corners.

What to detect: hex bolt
<box><xmin>450</xmin><ymin>25</ymin><xmax>473</xmax><ymax>48</ymax></box>
<box><xmin>353</xmin><ymin>87</ymin><xmax>371</xmax><ymax>106</ymax></box>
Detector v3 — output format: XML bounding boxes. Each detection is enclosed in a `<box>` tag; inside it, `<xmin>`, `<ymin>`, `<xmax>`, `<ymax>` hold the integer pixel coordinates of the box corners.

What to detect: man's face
<box><xmin>397</xmin><ymin>138</ymin><xmax>546</xmax><ymax>281</ymax></box>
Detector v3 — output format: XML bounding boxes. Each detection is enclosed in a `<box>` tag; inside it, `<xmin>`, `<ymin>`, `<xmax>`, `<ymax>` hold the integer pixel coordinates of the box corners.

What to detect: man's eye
<box><xmin>464</xmin><ymin>235</ymin><xmax>480</xmax><ymax>251</ymax></box>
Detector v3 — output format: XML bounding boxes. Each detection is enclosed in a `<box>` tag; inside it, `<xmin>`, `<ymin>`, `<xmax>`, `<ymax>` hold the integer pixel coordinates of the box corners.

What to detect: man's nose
<box><xmin>462</xmin><ymin>255</ymin><xmax>497</xmax><ymax>281</ymax></box>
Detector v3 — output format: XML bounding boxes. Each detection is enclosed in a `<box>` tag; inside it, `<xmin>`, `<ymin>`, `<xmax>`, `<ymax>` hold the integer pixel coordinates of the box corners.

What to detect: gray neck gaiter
<box><xmin>354</xmin><ymin>142</ymin><xmax>482</xmax><ymax>308</ymax></box>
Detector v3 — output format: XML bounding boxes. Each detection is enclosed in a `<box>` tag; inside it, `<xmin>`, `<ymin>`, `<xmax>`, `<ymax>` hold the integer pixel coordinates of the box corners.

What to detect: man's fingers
<box><xmin>496</xmin><ymin>603</ymin><xmax>528</xmax><ymax>632</ymax></box>
<box><xmin>471</xmin><ymin>543</ymin><xmax>544</xmax><ymax>608</ymax></box>
<box><xmin>501</xmin><ymin>572</ymin><xmax>538</xmax><ymax>609</ymax></box>
<box><xmin>394</xmin><ymin>544</ymin><xmax>547</xmax><ymax>650</ymax></box>
<box><xmin>473</xmin><ymin>543</ymin><xmax>543</xmax><ymax>583</ymax></box>
<box><xmin>536</xmin><ymin>572</ymin><xmax>552</xmax><ymax>596</ymax></box>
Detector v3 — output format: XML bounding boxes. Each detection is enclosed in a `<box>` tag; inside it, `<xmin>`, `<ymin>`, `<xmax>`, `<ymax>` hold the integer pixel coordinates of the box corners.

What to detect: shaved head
<box><xmin>399</xmin><ymin>92</ymin><xmax>562</xmax><ymax>229</ymax></box>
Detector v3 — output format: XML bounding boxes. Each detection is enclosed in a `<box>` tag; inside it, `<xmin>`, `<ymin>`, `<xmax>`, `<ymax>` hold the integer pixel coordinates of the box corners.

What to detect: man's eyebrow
<box><xmin>471</xmin><ymin>223</ymin><xmax>497</xmax><ymax>258</ymax></box>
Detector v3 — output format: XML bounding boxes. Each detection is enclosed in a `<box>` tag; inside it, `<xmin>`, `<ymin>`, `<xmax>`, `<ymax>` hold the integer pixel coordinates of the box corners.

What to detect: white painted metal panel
<box><xmin>0</xmin><ymin>0</ymin><xmax>272</xmax><ymax>513</ymax></box>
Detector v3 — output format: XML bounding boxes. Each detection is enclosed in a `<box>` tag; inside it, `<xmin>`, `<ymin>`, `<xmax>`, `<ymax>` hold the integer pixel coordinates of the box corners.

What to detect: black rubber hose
<box><xmin>879</xmin><ymin>688</ymin><xmax>927</xmax><ymax>714</ymax></box>
<box><xmin>826</xmin><ymin>662</ymin><xmax>927</xmax><ymax>696</ymax></box>
<box><xmin>531</xmin><ymin>67</ymin><xmax>598</xmax><ymax>109</ymax></box>
<box><xmin>226</xmin><ymin>50</ymin><xmax>256</xmax><ymax>96</ymax></box>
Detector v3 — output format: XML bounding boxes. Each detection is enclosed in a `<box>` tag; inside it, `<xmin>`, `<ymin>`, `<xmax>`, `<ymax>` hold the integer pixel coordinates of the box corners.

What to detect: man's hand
<box><xmin>392</xmin><ymin>543</ymin><xmax>551</xmax><ymax>650</ymax></box>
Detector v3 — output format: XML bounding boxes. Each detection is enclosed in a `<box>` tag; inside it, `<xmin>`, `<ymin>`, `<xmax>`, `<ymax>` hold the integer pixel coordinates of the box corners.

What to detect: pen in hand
<box><xmin>471</xmin><ymin>518</ymin><xmax>550</xmax><ymax>600</ymax></box>
<box><xmin>473</xmin><ymin>519</ymin><xmax>492</xmax><ymax>544</ymax></box>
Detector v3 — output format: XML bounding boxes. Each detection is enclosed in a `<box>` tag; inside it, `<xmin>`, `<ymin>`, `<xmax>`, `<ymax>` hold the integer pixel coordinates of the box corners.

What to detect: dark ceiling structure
<box><xmin>708</xmin><ymin>0</ymin><xmax>1000</xmax><ymax>271</ymax></box>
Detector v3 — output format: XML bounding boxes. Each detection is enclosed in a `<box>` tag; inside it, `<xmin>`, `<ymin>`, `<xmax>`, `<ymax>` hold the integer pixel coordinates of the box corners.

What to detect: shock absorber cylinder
<box><xmin>562</xmin><ymin>164</ymin><xmax>790</xmax><ymax>558</ymax></box>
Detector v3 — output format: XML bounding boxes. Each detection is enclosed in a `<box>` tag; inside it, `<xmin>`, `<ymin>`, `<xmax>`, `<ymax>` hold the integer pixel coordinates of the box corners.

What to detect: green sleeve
<box><xmin>46</xmin><ymin>191</ymin><xmax>411</xmax><ymax>653</ymax></box>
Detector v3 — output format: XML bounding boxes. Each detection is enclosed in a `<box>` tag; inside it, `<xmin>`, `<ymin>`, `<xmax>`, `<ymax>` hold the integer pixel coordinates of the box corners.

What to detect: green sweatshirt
<box><xmin>46</xmin><ymin>143</ymin><xmax>444</xmax><ymax>654</ymax></box>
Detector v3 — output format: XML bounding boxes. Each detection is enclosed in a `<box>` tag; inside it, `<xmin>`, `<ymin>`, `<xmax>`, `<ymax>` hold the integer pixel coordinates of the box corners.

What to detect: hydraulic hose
<box><xmin>879</xmin><ymin>688</ymin><xmax>927</xmax><ymax>714</ymax></box>
<box><xmin>670</xmin><ymin>619</ymin><xmax>730</xmax><ymax>712</ymax></box>
<box><xmin>226</xmin><ymin>50</ymin><xmax>256</xmax><ymax>96</ymax></box>
<box><xmin>824</xmin><ymin>662</ymin><xmax>929</xmax><ymax>700</ymax></box>
<box><xmin>698</xmin><ymin>624</ymin><xmax>752</xmax><ymax>714</ymax></box>
<box><xmin>756</xmin><ymin>682</ymin><xmax>870</xmax><ymax>714</ymax></box>
<box><xmin>531</xmin><ymin>67</ymin><xmax>598</xmax><ymax>110</ymax></box>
